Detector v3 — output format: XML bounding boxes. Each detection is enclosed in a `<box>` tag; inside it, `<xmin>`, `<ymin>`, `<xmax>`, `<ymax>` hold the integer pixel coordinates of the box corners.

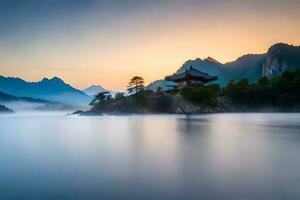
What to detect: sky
<box><xmin>0</xmin><ymin>0</ymin><xmax>300</xmax><ymax>90</ymax></box>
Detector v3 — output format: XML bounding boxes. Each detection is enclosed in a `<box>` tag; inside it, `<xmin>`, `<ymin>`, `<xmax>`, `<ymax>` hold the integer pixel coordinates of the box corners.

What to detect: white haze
<box><xmin>0</xmin><ymin>101</ymin><xmax>89</xmax><ymax>113</ymax></box>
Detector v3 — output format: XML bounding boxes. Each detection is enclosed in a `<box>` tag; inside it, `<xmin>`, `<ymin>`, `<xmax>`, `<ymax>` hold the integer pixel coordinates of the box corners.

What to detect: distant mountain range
<box><xmin>0</xmin><ymin>76</ymin><xmax>92</xmax><ymax>106</ymax></box>
<box><xmin>147</xmin><ymin>43</ymin><xmax>300</xmax><ymax>91</ymax></box>
<box><xmin>1</xmin><ymin>42</ymin><xmax>299</xmax><ymax>106</ymax></box>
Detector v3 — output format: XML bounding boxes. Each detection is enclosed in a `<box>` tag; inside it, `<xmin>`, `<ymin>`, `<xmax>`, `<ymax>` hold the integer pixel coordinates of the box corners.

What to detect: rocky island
<box><xmin>77</xmin><ymin>67</ymin><xmax>300</xmax><ymax>115</ymax></box>
<box><xmin>0</xmin><ymin>104</ymin><xmax>14</xmax><ymax>113</ymax></box>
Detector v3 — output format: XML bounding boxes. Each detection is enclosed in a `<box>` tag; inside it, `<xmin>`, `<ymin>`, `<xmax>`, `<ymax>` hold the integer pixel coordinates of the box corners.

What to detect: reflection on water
<box><xmin>0</xmin><ymin>113</ymin><xmax>300</xmax><ymax>199</ymax></box>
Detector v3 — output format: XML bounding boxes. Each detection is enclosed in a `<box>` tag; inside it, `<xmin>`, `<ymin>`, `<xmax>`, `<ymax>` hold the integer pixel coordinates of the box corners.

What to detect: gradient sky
<box><xmin>0</xmin><ymin>0</ymin><xmax>300</xmax><ymax>90</ymax></box>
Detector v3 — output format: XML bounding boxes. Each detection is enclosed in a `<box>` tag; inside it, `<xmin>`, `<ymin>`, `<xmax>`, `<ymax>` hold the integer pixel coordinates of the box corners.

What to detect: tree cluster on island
<box><xmin>90</xmin><ymin>76</ymin><xmax>145</xmax><ymax>106</ymax></box>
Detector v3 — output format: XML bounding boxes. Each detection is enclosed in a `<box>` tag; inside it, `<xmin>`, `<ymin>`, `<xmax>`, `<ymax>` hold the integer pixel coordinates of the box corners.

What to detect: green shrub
<box><xmin>181</xmin><ymin>84</ymin><xmax>220</xmax><ymax>107</ymax></box>
<box><xmin>224</xmin><ymin>69</ymin><xmax>300</xmax><ymax>109</ymax></box>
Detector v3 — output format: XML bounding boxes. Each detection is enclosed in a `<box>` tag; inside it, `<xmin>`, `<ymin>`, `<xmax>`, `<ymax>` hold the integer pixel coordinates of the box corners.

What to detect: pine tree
<box><xmin>127</xmin><ymin>76</ymin><xmax>144</xmax><ymax>94</ymax></box>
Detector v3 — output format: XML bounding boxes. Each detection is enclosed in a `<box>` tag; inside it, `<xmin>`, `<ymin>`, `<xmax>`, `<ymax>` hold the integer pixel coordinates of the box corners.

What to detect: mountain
<box><xmin>177</xmin><ymin>57</ymin><xmax>227</xmax><ymax>85</ymax></box>
<box><xmin>146</xmin><ymin>80</ymin><xmax>176</xmax><ymax>92</ymax></box>
<box><xmin>177</xmin><ymin>55</ymin><xmax>267</xmax><ymax>85</ymax></box>
<box><xmin>262</xmin><ymin>43</ymin><xmax>300</xmax><ymax>78</ymax></box>
<box><xmin>83</xmin><ymin>85</ymin><xmax>108</xmax><ymax>96</ymax></box>
<box><xmin>83</xmin><ymin>85</ymin><xmax>117</xmax><ymax>98</ymax></box>
<box><xmin>0</xmin><ymin>76</ymin><xmax>92</xmax><ymax>106</ymax></box>
<box><xmin>146</xmin><ymin>55</ymin><xmax>265</xmax><ymax>90</ymax></box>
<box><xmin>223</xmin><ymin>54</ymin><xmax>266</xmax><ymax>82</ymax></box>
<box><xmin>146</xmin><ymin>43</ymin><xmax>300</xmax><ymax>90</ymax></box>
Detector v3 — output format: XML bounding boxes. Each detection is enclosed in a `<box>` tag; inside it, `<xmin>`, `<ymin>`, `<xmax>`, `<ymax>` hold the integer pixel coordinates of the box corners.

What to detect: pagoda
<box><xmin>165</xmin><ymin>66</ymin><xmax>217</xmax><ymax>89</ymax></box>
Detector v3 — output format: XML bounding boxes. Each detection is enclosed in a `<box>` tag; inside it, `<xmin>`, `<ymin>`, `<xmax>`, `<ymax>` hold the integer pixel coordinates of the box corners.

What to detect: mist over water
<box><xmin>0</xmin><ymin>101</ymin><xmax>88</xmax><ymax>114</ymax></box>
<box><xmin>0</xmin><ymin>113</ymin><xmax>300</xmax><ymax>199</ymax></box>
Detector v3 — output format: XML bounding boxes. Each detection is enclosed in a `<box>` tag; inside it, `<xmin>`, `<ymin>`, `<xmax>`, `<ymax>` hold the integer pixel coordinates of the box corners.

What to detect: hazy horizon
<box><xmin>1</xmin><ymin>0</ymin><xmax>300</xmax><ymax>90</ymax></box>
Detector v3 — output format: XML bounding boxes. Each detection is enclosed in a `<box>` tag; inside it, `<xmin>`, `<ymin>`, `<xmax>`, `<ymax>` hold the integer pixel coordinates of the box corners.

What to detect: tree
<box><xmin>181</xmin><ymin>84</ymin><xmax>220</xmax><ymax>107</ymax></box>
<box><xmin>258</xmin><ymin>76</ymin><xmax>270</xmax><ymax>87</ymax></box>
<box><xmin>115</xmin><ymin>92</ymin><xmax>125</xmax><ymax>100</ymax></box>
<box><xmin>89</xmin><ymin>91</ymin><xmax>111</xmax><ymax>106</ymax></box>
<box><xmin>156</xmin><ymin>86</ymin><xmax>162</xmax><ymax>93</ymax></box>
<box><xmin>127</xmin><ymin>76</ymin><xmax>144</xmax><ymax>94</ymax></box>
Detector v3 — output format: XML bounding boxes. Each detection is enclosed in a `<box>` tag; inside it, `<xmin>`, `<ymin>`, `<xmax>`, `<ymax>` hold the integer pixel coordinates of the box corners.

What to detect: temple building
<box><xmin>165</xmin><ymin>66</ymin><xmax>217</xmax><ymax>89</ymax></box>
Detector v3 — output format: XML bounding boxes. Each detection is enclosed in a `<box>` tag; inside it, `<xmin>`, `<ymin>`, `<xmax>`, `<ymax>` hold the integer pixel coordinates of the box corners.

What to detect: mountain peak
<box><xmin>41</xmin><ymin>76</ymin><xmax>64</xmax><ymax>84</ymax></box>
<box><xmin>204</xmin><ymin>56</ymin><xmax>221</xmax><ymax>64</ymax></box>
<box><xmin>85</xmin><ymin>85</ymin><xmax>104</xmax><ymax>90</ymax></box>
<box><xmin>269</xmin><ymin>42</ymin><xmax>292</xmax><ymax>49</ymax></box>
<box><xmin>41</xmin><ymin>77</ymin><xmax>49</xmax><ymax>82</ymax></box>
<box><xmin>50</xmin><ymin>76</ymin><xmax>63</xmax><ymax>81</ymax></box>
<box><xmin>83</xmin><ymin>85</ymin><xmax>108</xmax><ymax>96</ymax></box>
<box><xmin>267</xmin><ymin>43</ymin><xmax>300</xmax><ymax>55</ymax></box>
<box><xmin>84</xmin><ymin>85</ymin><xmax>107</xmax><ymax>92</ymax></box>
<box><xmin>194</xmin><ymin>58</ymin><xmax>203</xmax><ymax>62</ymax></box>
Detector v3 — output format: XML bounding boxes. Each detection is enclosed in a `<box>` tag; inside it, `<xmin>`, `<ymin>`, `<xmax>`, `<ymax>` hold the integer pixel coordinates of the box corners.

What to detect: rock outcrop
<box><xmin>169</xmin><ymin>95</ymin><xmax>230</xmax><ymax>114</ymax></box>
<box><xmin>262</xmin><ymin>43</ymin><xmax>300</xmax><ymax>78</ymax></box>
<box><xmin>72</xmin><ymin>110</ymin><xmax>102</xmax><ymax>116</ymax></box>
<box><xmin>0</xmin><ymin>104</ymin><xmax>14</xmax><ymax>113</ymax></box>
<box><xmin>90</xmin><ymin>94</ymin><xmax>231</xmax><ymax>114</ymax></box>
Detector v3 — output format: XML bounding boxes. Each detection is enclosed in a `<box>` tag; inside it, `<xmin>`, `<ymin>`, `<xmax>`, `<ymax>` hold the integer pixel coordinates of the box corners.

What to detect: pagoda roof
<box><xmin>165</xmin><ymin>66</ymin><xmax>217</xmax><ymax>82</ymax></box>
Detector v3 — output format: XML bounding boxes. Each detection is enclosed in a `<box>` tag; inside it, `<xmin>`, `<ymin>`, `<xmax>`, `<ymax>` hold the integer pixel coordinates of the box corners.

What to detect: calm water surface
<box><xmin>0</xmin><ymin>113</ymin><xmax>300</xmax><ymax>200</ymax></box>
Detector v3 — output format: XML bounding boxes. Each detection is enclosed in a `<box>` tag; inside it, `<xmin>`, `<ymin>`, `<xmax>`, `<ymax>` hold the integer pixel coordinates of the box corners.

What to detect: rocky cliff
<box><xmin>90</xmin><ymin>94</ymin><xmax>230</xmax><ymax>114</ymax></box>
<box><xmin>262</xmin><ymin>43</ymin><xmax>300</xmax><ymax>78</ymax></box>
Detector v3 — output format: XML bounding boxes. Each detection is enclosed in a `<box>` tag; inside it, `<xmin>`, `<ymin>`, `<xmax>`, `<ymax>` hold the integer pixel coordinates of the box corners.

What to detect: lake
<box><xmin>0</xmin><ymin>113</ymin><xmax>300</xmax><ymax>200</ymax></box>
